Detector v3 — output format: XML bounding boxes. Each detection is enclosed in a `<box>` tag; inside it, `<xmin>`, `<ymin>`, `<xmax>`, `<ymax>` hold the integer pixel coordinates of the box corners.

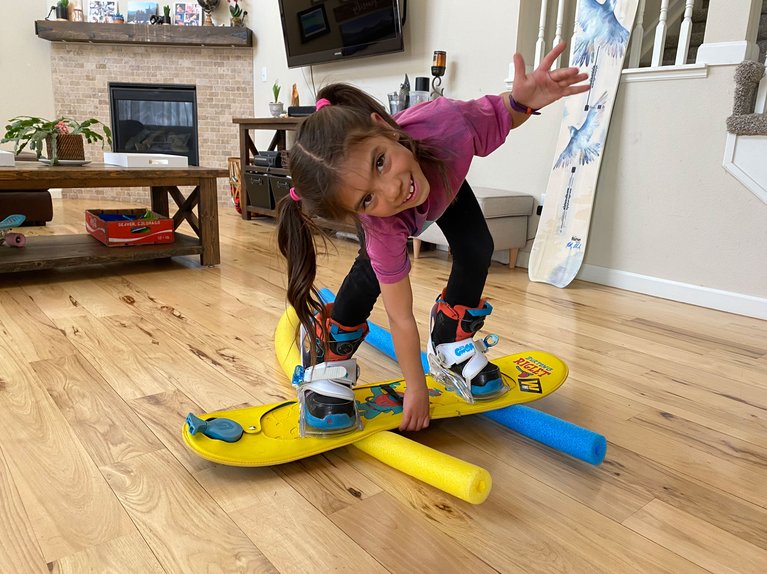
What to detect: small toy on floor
<box><xmin>0</xmin><ymin>214</ymin><xmax>26</xmax><ymax>247</ymax></box>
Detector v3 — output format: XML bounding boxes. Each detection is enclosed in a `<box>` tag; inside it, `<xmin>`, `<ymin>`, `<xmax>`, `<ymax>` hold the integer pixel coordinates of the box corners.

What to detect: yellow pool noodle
<box><xmin>274</xmin><ymin>306</ymin><xmax>493</xmax><ymax>504</ymax></box>
<box><xmin>354</xmin><ymin>430</ymin><xmax>492</xmax><ymax>504</ymax></box>
<box><xmin>275</xmin><ymin>306</ymin><xmax>302</xmax><ymax>376</ymax></box>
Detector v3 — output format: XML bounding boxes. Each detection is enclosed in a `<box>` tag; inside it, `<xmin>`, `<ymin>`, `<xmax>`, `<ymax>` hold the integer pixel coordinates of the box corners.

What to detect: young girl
<box><xmin>277</xmin><ymin>43</ymin><xmax>588</xmax><ymax>434</ymax></box>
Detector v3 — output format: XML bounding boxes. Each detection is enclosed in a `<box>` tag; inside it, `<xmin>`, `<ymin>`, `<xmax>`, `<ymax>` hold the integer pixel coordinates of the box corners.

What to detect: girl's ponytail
<box><xmin>276</xmin><ymin>194</ymin><xmax>326</xmax><ymax>361</ymax></box>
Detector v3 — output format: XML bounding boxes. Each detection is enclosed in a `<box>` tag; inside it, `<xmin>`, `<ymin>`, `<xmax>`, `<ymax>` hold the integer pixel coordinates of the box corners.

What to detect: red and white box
<box><xmin>85</xmin><ymin>209</ymin><xmax>174</xmax><ymax>247</ymax></box>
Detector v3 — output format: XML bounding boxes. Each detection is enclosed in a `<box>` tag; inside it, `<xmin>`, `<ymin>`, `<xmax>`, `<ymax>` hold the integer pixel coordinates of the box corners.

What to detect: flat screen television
<box><xmin>278</xmin><ymin>0</ymin><xmax>405</xmax><ymax>68</ymax></box>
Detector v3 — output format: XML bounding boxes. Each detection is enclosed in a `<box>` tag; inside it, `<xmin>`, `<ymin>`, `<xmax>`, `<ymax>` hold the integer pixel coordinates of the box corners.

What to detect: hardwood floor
<box><xmin>1</xmin><ymin>198</ymin><xmax>765</xmax><ymax>573</ymax></box>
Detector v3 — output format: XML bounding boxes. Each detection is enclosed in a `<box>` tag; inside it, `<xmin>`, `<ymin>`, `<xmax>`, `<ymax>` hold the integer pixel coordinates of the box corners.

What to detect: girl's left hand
<box><xmin>399</xmin><ymin>383</ymin><xmax>430</xmax><ymax>432</ymax></box>
<box><xmin>511</xmin><ymin>42</ymin><xmax>590</xmax><ymax>110</ymax></box>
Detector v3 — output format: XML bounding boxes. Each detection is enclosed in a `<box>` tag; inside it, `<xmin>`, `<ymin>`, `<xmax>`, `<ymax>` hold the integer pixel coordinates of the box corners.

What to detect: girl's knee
<box><xmin>453</xmin><ymin>230</ymin><xmax>494</xmax><ymax>271</ymax></box>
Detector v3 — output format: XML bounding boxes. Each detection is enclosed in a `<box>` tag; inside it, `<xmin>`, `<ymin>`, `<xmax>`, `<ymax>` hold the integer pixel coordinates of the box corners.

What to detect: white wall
<box><xmin>589</xmin><ymin>66</ymin><xmax>767</xmax><ymax>299</ymax></box>
<box><xmin>0</xmin><ymin>0</ymin><xmax>54</xmax><ymax>151</ymax></box>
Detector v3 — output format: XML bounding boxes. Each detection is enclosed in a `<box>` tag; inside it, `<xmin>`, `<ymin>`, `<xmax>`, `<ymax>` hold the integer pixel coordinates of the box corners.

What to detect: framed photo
<box><xmin>88</xmin><ymin>0</ymin><xmax>118</xmax><ymax>22</ymax></box>
<box><xmin>297</xmin><ymin>5</ymin><xmax>330</xmax><ymax>43</ymax></box>
<box><xmin>126</xmin><ymin>1</ymin><xmax>158</xmax><ymax>23</ymax></box>
<box><xmin>173</xmin><ymin>1</ymin><xmax>202</xmax><ymax>26</ymax></box>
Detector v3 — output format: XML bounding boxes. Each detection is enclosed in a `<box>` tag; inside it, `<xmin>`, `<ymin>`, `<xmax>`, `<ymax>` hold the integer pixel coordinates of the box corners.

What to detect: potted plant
<box><xmin>163</xmin><ymin>4</ymin><xmax>171</xmax><ymax>24</ymax></box>
<box><xmin>55</xmin><ymin>0</ymin><xmax>69</xmax><ymax>21</ymax></box>
<box><xmin>228</xmin><ymin>0</ymin><xmax>247</xmax><ymax>26</ymax></box>
<box><xmin>1</xmin><ymin>116</ymin><xmax>112</xmax><ymax>165</ymax></box>
<box><xmin>269</xmin><ymin>81</ymin><xmax>284</xmax><ymax>117</ymax></box>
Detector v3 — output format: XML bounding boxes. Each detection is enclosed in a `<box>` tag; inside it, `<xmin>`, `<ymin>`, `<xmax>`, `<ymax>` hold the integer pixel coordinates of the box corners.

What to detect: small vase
<box><xmin>230</xmin><ymin>16</ymin><xmax>242</xmax><ymax>27</ymax></box>
<box><xmin>268</xmin><ymin>102</ymin><xmax>284</xmax><ymax>118</ymax></box>
<box><xmin>45</xmin><ymin>134</ymin><xmax>85</xmax><ymax>164</ymax></box>
<box><xmin>55</xmin><ymin>5</ymin><xmax>68</xmax><ymax>20</ymax></box>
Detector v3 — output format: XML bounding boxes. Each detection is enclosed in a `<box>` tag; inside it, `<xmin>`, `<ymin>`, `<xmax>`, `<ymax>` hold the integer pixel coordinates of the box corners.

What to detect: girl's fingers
<box><xmin>513</xmin><ymin>52</ymin><xmax>527</xmax><ymax>84</ymax></box>
<box><xmin>549</xmin><ymin>67</ymin><xmax>582</xmax><ymax>81</ymax></box>
<box><xmin>539</xmin><ymin>41</ymin><xmax>567</xmax><ymax>71</ymax></box>
<box><xmin>565</xmin><ymin>84</ymin><xmax>591</xmax><ymax>95</ymax></box>
<box><xmin>558</xmin><ymin>74</ymin><xmax>589</xmax><ymax>88</ymax></box>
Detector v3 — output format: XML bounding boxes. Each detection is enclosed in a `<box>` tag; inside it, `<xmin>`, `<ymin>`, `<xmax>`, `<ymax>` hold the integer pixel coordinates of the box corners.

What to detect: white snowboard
<box><xmin>528</xmin><ymin>0</ymin><xmax>639</xmax><ymax>288</ymax></box>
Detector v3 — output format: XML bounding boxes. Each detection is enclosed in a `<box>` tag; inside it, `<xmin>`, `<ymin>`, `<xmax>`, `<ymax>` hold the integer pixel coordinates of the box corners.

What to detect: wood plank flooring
<box><xmin>1</xmin><ymin>198</ymin><xmax>765</xmax><ymax>573</ymax></box>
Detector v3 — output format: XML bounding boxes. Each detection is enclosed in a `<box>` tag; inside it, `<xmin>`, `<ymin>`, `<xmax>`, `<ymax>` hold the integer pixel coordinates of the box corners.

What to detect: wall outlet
<box><xmin>260</xmin><ymin>67</ymin><xmax>268</xmax><ymax>82</ymax></box>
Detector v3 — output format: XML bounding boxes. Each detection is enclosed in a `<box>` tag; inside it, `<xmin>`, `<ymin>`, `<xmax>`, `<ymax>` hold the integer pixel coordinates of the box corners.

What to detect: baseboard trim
<box><xmin>578</xmin><ymin>264</ymin><xmax>767</xmax><ymax>320</ymax></box>
<box><xmin>516</xmin><ymin>252</ymin><xmax>766</xmax><ymax>320</ymax></box>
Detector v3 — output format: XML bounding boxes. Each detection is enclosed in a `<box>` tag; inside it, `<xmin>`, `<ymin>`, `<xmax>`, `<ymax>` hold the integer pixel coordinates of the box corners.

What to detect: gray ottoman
<box><xmin>413</xmin><ymin>187</ymin><xmax>534</xmax><ymax>268</ymax></box>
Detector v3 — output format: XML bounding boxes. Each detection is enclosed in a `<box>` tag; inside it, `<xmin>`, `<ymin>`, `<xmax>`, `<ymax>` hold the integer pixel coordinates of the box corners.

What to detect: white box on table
<box><xmin>0</xmin><ymin>150</ymin><xmax>15</xmax><ymax>167</ymax></box>
<box><xmin>103</xmin><ymin>152</ymin><xmax>188</xmax><ymax>168</ymax></box>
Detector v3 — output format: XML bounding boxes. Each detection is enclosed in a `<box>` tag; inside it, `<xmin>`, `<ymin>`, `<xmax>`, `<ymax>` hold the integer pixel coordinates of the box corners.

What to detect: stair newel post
<box><xmin>628</xmin><ymin>0</ymin><xmax>647</xmax><ymax>68</ymax></box>
<box><xmin>675</xmin><ymin>0</ymin><xmax>696</xmax><ymax>65</ymax></box>
<box><xmin>651</xmin><ymin>0</ymin><xmax>670</xmax><ymax>67</ymax></box>
<box><xmin>553</xmin><ymin>0</ymin><xmax>566</xmax><ymax>68</ymax></box>
<box><xmin>534</xmin><ymin>0</ymin><xmax>549</xmax><ymax>68</ymax></box>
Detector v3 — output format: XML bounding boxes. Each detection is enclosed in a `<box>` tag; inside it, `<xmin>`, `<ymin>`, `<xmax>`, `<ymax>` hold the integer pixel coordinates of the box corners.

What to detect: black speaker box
<box><xmin>288</xmin><ymin>106</ymin><xmax>316</xmax><ymax>117</ymax></box>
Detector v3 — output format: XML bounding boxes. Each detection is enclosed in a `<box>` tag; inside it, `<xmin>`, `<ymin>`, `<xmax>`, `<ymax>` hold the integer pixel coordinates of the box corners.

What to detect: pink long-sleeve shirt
<box><xmin>359</xmin><ymin>94</ymin><xmax>512</xmax><ymax>284</ymax></box>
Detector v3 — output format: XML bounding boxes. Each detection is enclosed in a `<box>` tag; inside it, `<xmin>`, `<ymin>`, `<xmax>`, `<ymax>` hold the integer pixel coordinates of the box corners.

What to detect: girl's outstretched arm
<box><xmin>505</xmin><ymin>42</ymin><xmax>590</xmax><ymax>128</ymax></box>
<box><xmin>379</xmin><ymin>277</ymin><xmax>430</xmax><ymax>432</ymax></box>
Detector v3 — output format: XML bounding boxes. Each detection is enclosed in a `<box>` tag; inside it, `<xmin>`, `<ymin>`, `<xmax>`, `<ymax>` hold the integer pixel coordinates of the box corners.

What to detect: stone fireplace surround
<box><xmin>50</xmin><ymin>42</ymin><xmax>253</xmax><ymax>205</ymax></box>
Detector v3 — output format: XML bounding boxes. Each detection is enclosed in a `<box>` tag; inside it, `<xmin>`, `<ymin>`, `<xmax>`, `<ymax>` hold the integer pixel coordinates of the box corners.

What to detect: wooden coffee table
<box><xmin>0</xmin><ymin>162</ymin><xmax>227</xmax><ymax>273</ymax></box>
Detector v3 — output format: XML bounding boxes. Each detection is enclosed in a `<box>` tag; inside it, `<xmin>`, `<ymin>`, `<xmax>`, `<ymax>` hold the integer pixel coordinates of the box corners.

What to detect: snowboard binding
<box><xmin>295</xmin><ymin>303</ymin><xmax>369</xmax><ymax>437</ymax></box>
<box><xmin>427</xmin><ymin>294</ymin><xmax>508</xmax><ymax>404</ymax></box>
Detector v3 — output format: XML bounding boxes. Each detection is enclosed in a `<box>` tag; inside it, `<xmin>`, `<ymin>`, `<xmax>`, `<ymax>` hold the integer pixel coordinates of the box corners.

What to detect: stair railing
<box><xmin>530</xmin><ymin>0</ymin><xmax>704</xmax><ymax>70</ymax></box>
<box><xmin>674</xmin><ymin>0</ymin><xmax>696</xmax><ymax>64</ymax></box>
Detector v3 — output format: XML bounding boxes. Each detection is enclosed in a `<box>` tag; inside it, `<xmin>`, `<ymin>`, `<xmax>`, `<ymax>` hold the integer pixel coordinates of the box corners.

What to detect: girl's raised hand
<box><xmin>511</xmin><ymin>42</ymin><xmax>589</xmax><ymax>110</ymax></box>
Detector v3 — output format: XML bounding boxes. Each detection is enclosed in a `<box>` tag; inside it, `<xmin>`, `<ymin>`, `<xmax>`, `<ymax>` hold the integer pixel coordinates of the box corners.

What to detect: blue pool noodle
<box><xmin>484</xmin><ymin>406</ymin><xmax>606</xmax><ymax>465</ymax></box>
<box><xmin>318</xmin><ymin>287</ymin><xmax>606</xmax><ymax>465</ymax></box>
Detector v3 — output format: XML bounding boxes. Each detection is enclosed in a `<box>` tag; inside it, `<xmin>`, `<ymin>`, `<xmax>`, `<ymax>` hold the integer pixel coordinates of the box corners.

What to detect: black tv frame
<box><xmin>278</xmin><ymin>0</ymin><xmax>405</xmax><ymax>69</ymax></box>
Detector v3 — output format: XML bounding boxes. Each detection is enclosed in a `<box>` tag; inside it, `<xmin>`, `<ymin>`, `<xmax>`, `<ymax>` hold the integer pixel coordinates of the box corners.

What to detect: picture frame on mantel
<box><xmin>88</xmin><ymin>0</ymin><xmax>118</xmax><ymax>22</ymax></box>
<box><xmin>127</xmin><ymin>1</ymin><xmax>158</xmax><ymax>23</ymax></box>
<box><xmin>173</xmin><ymin>1</ymin><xmax>202</xmax><ymax>26</ymax></box>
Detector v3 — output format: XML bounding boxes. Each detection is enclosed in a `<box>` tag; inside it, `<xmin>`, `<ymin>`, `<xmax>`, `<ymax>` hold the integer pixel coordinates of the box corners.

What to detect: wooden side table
<box><xmin>232</xmin><ymin>117</ymin><xmax>304</xmax><ymax>220</ymax></box>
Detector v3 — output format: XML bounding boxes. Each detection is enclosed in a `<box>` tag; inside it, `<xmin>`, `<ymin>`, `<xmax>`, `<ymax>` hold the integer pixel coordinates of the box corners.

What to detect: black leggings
<box><xmin>332</xmin><ymin>180</ymin><xmax>494</xmax><ymax>326</ymax></box>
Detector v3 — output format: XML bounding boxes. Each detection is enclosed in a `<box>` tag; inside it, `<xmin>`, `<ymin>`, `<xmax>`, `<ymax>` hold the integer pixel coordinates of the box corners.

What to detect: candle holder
<box><xmin>430</xmin><ymin>50</ymin><xmax>446</xmax><ymax>99</ymax></box>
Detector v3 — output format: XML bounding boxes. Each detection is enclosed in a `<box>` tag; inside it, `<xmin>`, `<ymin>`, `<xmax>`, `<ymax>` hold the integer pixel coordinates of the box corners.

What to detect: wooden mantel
<box><xmin>35</xmin><ymin>20</ymin><xmax>252</xmax><ymax>48</ymax></box>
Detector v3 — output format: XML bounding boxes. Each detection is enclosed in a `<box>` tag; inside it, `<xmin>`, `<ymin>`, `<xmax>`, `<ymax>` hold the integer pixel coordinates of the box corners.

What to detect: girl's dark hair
<box><xmin>276</xmin><ymin>83</ymin><xmax>447</xmax><ymax>362</ymax></box>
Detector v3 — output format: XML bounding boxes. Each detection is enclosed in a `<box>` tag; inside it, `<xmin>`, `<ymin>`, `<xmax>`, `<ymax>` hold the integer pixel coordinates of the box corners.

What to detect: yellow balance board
<box><xmin>183</xmin><ymin>350</ymin><xmax>568</xmax><ymax>467</ymax></box>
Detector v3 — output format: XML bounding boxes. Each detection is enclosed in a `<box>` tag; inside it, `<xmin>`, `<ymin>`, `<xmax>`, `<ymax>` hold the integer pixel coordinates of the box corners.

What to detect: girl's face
<box><xmin>337</xmin><ymin>127</ymin><xmax>430</xmax><ymax>218</ymax></box>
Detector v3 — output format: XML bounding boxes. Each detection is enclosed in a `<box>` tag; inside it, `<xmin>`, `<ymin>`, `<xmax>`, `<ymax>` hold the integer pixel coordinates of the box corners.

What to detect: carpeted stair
<box><xmin>726</xmin><ymin>60</ymin><xmax>766</xmax><ymax>135</ymax></box>
<box><xmin>662</xmin><ymin>0</ymin><xmax>767</xmax><ymax>66</ymax></box>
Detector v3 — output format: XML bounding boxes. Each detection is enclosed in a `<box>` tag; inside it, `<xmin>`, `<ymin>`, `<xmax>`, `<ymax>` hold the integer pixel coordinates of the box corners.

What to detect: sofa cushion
<box><xmin>471</xmin><ymin>187</ymin><xmax>534</xmax><ymax>218</ymax></box>
<box><xmin>0</xmin><ymin>190</ymin><xmax>53</xmax><ymax>225</ymax></box>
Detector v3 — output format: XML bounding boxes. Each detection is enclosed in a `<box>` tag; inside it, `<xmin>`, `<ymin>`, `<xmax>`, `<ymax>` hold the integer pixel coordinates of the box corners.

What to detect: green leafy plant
<box><xmin>272</xmin><ymin>80</ymin><xmax>281</xmax><ymax>103</ymax></box>
<box><xmin>228</xmin><ymin>0</ymin><xmax>247</xmax><ymax>18</ymax></box>
<box><xmin>58</xmin><ymin>0</ymin><xmax>69</xmax><ymax>8</ymax></box>
<box><xmin>1</xmin><ymin>116</ymin><xmax>112</xmax><ymax>165</ymax></box>
<box><xmin>163</xmin><ymin>4</ymin><xmax>170</xmax><ymax>18</ymax></box>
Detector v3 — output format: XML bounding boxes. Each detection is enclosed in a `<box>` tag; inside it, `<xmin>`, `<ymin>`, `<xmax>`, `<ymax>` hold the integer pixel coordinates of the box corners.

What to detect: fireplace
<box><xmin>108</xmin><ymin>82</ymin><xmax>199</xmax><ymax>165</ymax></box>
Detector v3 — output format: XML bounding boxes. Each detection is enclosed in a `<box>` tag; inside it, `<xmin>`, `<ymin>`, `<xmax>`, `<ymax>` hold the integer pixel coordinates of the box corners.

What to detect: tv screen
<box><xmin>278</xmin><ymin>0</ymin><xmax>404</xmax><ymax>68</ymax></box>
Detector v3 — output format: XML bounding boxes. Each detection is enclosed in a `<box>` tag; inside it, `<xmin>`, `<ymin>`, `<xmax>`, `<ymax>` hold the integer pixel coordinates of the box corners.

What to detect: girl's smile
<box><xmin>338</xmin><ymin>134</ymin><xmax>430</xmax><ymax>218</ymax></box>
